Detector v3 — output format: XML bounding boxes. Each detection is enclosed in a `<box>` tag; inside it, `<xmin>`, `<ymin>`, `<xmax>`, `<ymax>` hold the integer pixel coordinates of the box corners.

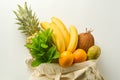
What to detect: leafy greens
<box><xmin>25</xmin><ymin>29</ymin><xmax>60</xmax><ymax>67</ymax></box>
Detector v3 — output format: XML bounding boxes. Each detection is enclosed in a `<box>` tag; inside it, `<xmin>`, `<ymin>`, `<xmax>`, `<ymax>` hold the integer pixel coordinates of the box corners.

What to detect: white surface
<box><xmin>0</xmin><ymin>0</ymin><xmax>120</xmax><ymax>80</ymax></box>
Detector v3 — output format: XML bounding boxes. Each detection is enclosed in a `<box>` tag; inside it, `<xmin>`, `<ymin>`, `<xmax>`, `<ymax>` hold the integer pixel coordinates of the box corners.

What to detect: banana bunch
<box><xmin>40</xmin><ymin>17</ymin><xmax>78</xmax><ymax>53</ymax></box>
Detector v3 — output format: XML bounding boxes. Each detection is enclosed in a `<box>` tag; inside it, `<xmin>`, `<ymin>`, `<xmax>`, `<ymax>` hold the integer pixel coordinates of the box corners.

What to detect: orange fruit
<box><xmin>59</xmin><ymin>51</ymin><xmax>74</xmax><ymax>67</ymax></box>
<box><xmin>73</xmin><ymin>49</ymin><xmax>87</xmax><ymax>63</ymax></box>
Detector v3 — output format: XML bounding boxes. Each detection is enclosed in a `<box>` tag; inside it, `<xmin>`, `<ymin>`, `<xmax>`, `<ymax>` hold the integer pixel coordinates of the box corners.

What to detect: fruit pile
<box><xmin>14</xmin><ymin>2</ymin><xmax>101</xmax><ymax>68</ymax></box>
<box><xmin>40</xmin><ymin>17</ymin><xmax>101</xmax><ymax>67</ymax></box>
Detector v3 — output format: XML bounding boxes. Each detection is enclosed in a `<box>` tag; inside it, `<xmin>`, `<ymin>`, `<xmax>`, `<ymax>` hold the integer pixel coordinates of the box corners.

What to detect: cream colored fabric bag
<box><xmin>26</xmin><ymin>56</ymin><xmax>104</xmax><ymax>80</ymax></box>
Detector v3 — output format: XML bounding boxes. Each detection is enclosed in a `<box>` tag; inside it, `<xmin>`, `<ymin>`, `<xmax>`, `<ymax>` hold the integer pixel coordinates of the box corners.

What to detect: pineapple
<box><xmin>26</xmin><ymin>32</ymin><xmax>38</xmax><ymax>44</ymax></box>
<box><xmin>14</xmin><ymin>2</ymin><xmax>40</xmax><ymax>36</ymax></box>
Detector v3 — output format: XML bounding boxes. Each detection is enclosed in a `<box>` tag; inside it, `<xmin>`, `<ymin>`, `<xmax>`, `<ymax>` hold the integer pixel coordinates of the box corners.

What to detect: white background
<box><xmin>0</xmin><ymin>0</ymin><xmax>120</xmax><ymax>80</ymax></box>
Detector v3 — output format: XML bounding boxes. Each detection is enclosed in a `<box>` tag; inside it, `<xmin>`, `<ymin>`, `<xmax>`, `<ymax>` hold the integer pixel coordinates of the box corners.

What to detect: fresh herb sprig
<box><xmin>25</xmin><ymin>29</ymin><xmax>60</xmax><ymax>67</ymax></box>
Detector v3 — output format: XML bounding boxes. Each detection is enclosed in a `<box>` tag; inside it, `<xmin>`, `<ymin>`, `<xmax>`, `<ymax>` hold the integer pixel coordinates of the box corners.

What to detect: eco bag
<box><xmin>26</xmin><ymin>56</ymin><xmax>104</xmax><ymax>80</ymax></box>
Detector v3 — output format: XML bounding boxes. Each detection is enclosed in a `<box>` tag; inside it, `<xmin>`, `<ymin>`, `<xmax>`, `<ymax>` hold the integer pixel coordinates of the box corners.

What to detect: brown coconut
<box><xmin>78</xmin><ymin>28</ymin><xmax>95</xmax><ymax>52</ymax></box>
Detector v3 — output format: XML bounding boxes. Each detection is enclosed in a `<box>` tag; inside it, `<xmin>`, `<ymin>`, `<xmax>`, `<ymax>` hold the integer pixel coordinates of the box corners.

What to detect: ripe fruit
<box><xmin>78</xmin><ymin>28</ymin><xmax>94</xmax><ymax>52</ymax></box>
<box><xmin>26</xmin><ymin>32</ymin><xmax>38</xmax><ymax>44</ymax></box>
<box><xmin>73</xmin><ymin>49</ymin><xmax>87</xmax><ymax>63</ymax></box>
<box><xmin>51</xmin><ymin>17</ymin><xmax>70</xmax><ymax>49</ymax></box>
<box><xmin>59</xmin><ymin>51</ymin><xmax>74</xmax><ymax>67</ymax></box>
<box><xmin>67</xmin><ymin>25</ymin><xmax>78</xmax><ymax>52</ymax></box>
<box><xmin>40</xmin><ymin>22</ymin><xmax>65</xmax><ymax>53</ymax></box>
<box><xmin>50</xmin><ymin>23</ymin><xmax>65</xmax><ymax>52</ymax></box>
<box><xmin>87</xmin><ymin>45</ymin><xmax>101</xmax><ymax>60</ymax></box>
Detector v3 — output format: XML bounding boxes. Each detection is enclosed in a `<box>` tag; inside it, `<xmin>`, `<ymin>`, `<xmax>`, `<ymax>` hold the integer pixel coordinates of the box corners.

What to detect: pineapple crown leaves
<box><xmin>13</xmin><ymin>2</ymin><xmax>40</xmax><ymax>36</ymax></box>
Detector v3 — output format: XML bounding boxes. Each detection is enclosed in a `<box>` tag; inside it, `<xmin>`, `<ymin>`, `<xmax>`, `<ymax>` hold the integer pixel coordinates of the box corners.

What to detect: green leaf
<box><xmin>52</xmin><ymin>50</ymin><xmax>60</xmax><ymax>59</ymax></box>
<box><xmin>41</xmin><ymin>43</ymin><xmax>48</xmax><ymax>48</ymax></box>
<box><xmin>46</xmin><ymin>45</ymin><xmax>56</xmax><ymax>62</ymax></box>
<box><xmin>25</xmin><ymin>29</ymin><xmax>60</xmax><ymax>67</ymax></box>
<box><xmin>25</xmin><ymin>44</ymin><xmax>32</xmax><ymax>48</ymax></box>
<box><xmin>31</xmin><ymin>59</ymin><xmax>42</xmax><ymax>67</ymax></box>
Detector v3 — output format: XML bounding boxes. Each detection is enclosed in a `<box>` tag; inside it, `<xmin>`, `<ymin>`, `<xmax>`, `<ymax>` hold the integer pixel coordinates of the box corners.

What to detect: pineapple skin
<box><xmin>26</xmin><ymin>32</ymin><xmax>38</xmax><ymax>44</ymax></box>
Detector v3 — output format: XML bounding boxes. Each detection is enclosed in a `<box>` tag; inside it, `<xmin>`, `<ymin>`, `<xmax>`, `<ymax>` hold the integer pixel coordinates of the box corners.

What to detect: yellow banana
<box><xmin>50</xmin><ymin>23</ymin><xmax>65</xmax><ymax>52</ymax></box>
<box><xmin>40</xmin><ymin>22</ymin><xmax>50</xmax><ymax>30</ymax></box>
<box><xmin>40</xmin><ymin>22</ymin><xmax>56</xmax><ymax>44</ymax></box>
<box><xmin>40</xmin><ymin>22</ymin><xmax>65</xmax><ymax>53</ymax></box>
<box><xmin>67</xmin><ymin>25</ymin><xmax>78</xmax><ymax>52</ymax></box>
<box><xmin>51</xmin><ymin>17</ymin><xmax>70</xmax><ymax>49</ymax></box>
